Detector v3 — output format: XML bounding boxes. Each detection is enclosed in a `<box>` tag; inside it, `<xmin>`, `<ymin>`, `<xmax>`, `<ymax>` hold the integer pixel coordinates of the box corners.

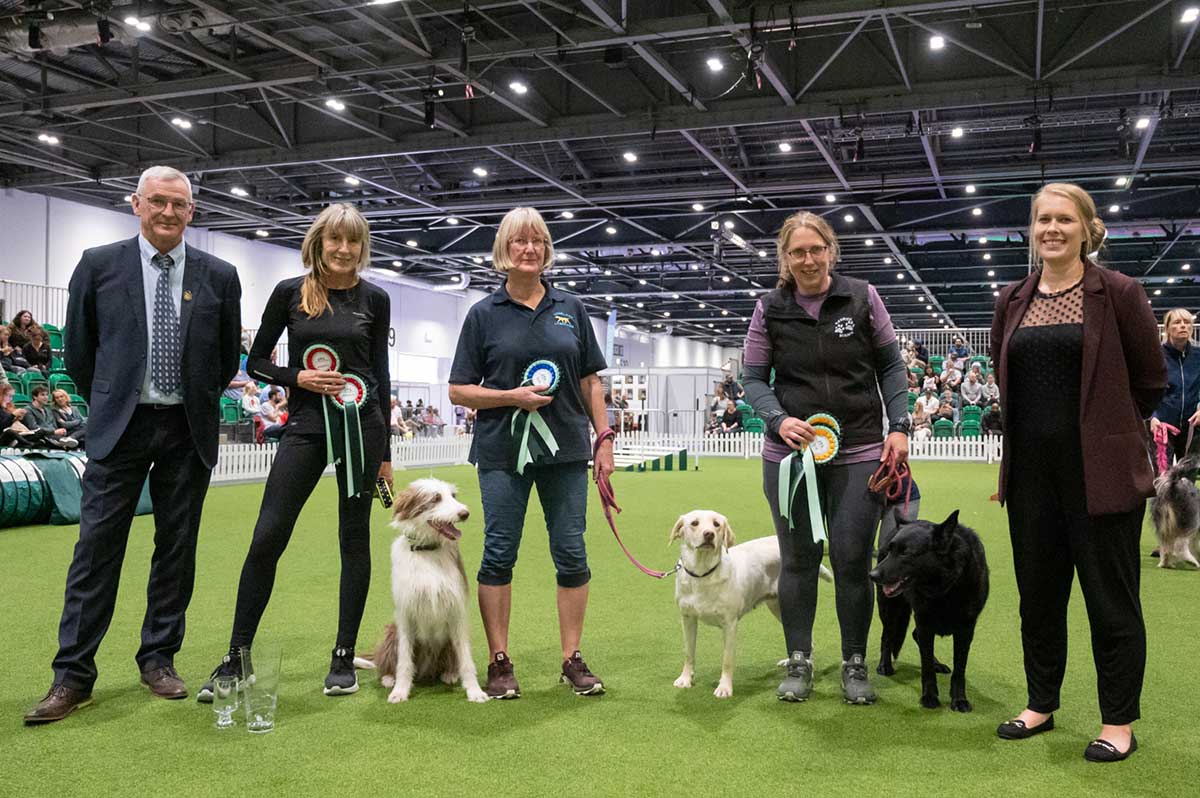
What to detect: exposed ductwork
<box><xmin>0</xmin><ymin>5</ymin><xmax>228</xmax><ymax>58</ymax></box>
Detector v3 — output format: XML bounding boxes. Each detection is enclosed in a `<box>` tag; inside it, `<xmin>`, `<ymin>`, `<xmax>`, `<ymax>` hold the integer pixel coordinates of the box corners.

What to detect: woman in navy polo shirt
<box><xmin>449</xmin><ymin>206</ymin><xmax>614</xmax><ymax>699</ymax></box>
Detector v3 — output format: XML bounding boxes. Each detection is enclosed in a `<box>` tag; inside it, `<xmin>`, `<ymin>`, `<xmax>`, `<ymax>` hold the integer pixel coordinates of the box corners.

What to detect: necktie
<box><xmin>150</xmin><ymin>253</ymin><xmax>182</xmax><ymax>395</ymax></box>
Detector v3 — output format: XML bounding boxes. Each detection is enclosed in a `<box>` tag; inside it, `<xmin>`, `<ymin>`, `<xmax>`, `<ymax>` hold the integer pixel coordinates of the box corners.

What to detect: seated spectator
<box><xmin>981</xmin><ymin>372</ymin><xmax>1000</xmax><ymax>404</ymax></box>
<box><xmin>949</xmin><ymin>335</ymin><xmax>972</xmax><ymax>361</ymax></box>
<box><xmin>982</xmin><ymin>402</ymin><xmax>1003</xmax><ymax>435</ymax></box>
<box><xmin>7</xmin><ymin>309</ymin><xmax>40</xmax><ymax>350</ymax></box>
<box><xmin>402</xmin><ymin>399</ymin><xmax>415</xmax><ymax>420</ymax></box>
<box><xmin>224</xmin><ymin>355</ymin><xmax>254</xmax><ymax>401</ymax></box>
<box><xmin>921</xmin><ymin>365</ymin><xmax>940</xmax><ymax>394</ymax></box>
<box><xmin>959</xmin><ymin>372</ymin><xmax>985</xmax><ymax>408</ymax></box>
<box><xmin>721</xmin><ymin>373</ymin><xmax>745</xmax><ymax>405</ymax></box>
<box><xmin>907</xmin><ymin>369</ymin><xmax>919</xmax><ymax>390</ymax></box>
<box><xmin>913</xmin><ymin>339</ymin><xmax>930</xmax><ymax>364</ymax></box>
<box><xmin>939</xmin><ymin>359</ymin><xmax>963</xmax><ymax>391</ymax></box>
<box><xmin>940</xmin><ymin>388</ymin><xmax>961</xmax><ymax>423</ymax></box>
<box><xmin>241</xmin><ymin>382</ymin><xmax>261</xmax><ymax>416</ymax></box>
<box><xmin>943</xmin><ymin>348</ymin><xmax>966</xmax><ymax>372</ymax></box>
<box><xmin>424</xmin><ymin>407</ymin><xmax>446</xmax><ymax>436</ymax></box>
<box><xmin>0</xmin><ymin>327</ymin><xmax>30</xmax><ymax>374</ymax></box>
<box><xmin>50</xmin><ymin>389</ymin><xmax>86</xmax><ymax>447</ymax></box>
<box><xmin>705</xmin><ymin>411</ymin><xmax>721</xmax><ymax>435</ymax></box>
<box><xmin>22</xmin><ymin>331</ymin><xmax>52</xmax><ymax>376</ymax></box>
<box><xmin>935</xmin><ymin>399</ymin><xmax>956</xmax><ymax>424</ymax></box>
<box><xmin>916</xmin><ymin>386</ymin><xmax>940</xmax><ymax>417</ymax></box>
<box><xmin>22</xmin><ymin>385</ymin><xmax>78</xmax><ymax>448</ymax></box>
<box><xmin>259</xmin><ymin>387</ymin><xmax>286</xmax><ymax>440</ymax></box>
<box><xmin>719</xmin><ymin>400</ymin><xmax>741</xmax><ymax>434</ymax></box>
<box><xmin>709</xmin><ymin>384</ymin><xmax>727</xmax><ymax>415</ymax></box>
<box><xmin>911</xmin><ymin>400</ymin><xmax>933</xmax><ymax>442</ymax></box>
<box><xmin>622</xmin><ymin>410</ymin><xmax>640</xmax><ymax>432</ymax></box>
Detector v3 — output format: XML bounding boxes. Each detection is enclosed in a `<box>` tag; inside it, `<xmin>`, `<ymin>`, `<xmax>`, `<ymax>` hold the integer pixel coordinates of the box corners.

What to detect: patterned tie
<box><xmin>150</xmin><ymin>253</ymin><xmax>182</xmax><ymax>396</ymax></box>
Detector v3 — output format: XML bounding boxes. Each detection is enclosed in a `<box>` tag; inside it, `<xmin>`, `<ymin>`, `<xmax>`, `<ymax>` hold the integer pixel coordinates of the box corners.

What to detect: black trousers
<box><xmin>1006</xmin><ymin>449</ymin><xmax>1146</xmax><ymax>725</ymax></box>
<box><xmin>53</xmin><ymin>405</ymin><xmax>212</xmax><ymax>690</ymax></box>
<box><xmin>229</xmin><ymin>421</ymin><xmax>387</xmax><ymax>650</ymax></box>
<box><xmin>763</xmin><ymin>458</ymin><xmax>883</xmax><ymax>660</ymax></box>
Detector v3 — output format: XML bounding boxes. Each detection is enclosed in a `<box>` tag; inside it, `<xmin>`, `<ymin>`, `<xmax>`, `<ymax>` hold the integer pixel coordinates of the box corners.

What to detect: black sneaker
<box><xmin>560</xmin><ymin>651</ymin><xmax>604</xmax><ymax>696</ymax></box>
<box><xmin>197</xmin><ymin>647</ymin><xmax>250</xmax><ymax>703</ymax></box>
<box><xmin>323</xmin><ymin>646</ymin><xmax>359</xmax><ymax>696</ymax></box>
<box><xmin>485</xmin><ymin>652</ymin><xmax>520</xmax><ymax>699</ymax></box>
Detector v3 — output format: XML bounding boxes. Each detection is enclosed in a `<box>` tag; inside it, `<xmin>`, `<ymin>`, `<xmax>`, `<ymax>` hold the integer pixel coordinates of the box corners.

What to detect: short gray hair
<box><xmin>136</xmin><ymin>166</ymin><xmax>193</xmax><ymax>199</ymax></box>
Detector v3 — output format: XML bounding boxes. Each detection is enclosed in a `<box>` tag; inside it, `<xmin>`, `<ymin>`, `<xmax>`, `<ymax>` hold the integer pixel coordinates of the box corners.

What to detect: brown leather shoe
<box><xmin>24</xmin><ymin>684</ymin><xmax>94</xmax><ymax>725</ymax></box>
<box><xmin>140</xmin><ymin>665</ymin><xmax>188</xmax><ymax>699</ymax></box>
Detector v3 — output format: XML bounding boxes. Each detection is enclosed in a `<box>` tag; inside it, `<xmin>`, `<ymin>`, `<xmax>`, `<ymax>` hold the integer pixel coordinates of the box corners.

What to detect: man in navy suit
<box><xmin>24</xmin><ymin>165</ymin><xmax>242</xmax><ymax>724</ymax></box>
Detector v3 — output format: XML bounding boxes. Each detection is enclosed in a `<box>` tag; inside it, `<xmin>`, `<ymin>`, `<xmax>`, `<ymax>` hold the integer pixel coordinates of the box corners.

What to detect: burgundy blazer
<box><xmin>990</xmin><ymin>264</ymin><xmax>1167</xmax><ymax>516</ymax></box>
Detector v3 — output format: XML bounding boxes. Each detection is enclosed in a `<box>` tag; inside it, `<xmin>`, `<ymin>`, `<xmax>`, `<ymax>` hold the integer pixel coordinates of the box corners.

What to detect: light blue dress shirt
<box><xmin>137</xmin><ymin>234</ymin><xmax>186</xmax><ymax>405</ymax></box>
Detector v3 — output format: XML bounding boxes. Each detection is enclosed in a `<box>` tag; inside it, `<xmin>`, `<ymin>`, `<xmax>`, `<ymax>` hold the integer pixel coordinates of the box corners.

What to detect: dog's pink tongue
<box><xmin>435</xmin><ymin>522</ymin><xmax>462</xmax><ymax>540</ymax></box>
<box><xmin>882</xmin><ymin>582</ymin><xmax>903</xmax><ymax>598</ymax></box>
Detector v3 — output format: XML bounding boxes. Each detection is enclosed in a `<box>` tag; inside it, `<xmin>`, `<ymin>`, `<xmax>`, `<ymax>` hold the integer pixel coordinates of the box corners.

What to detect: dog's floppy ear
<box><xmin>669</xmin><ymin>515</ymin><xmax>686</xmax><ymax>545</ymax></box>
<box><xmin>718</xmin><ymin>515</ymin><xmax>736</xmax><ymax>550</ymax></box>
<box><xmin>392</xmin><ymin>485</ymin><xmax>437</xmax><ymax>522</ymax></box>
<box><xmin>932</xmin><ymin>510</ymin><xmax>960</xmax><ymax>549</ymax></box>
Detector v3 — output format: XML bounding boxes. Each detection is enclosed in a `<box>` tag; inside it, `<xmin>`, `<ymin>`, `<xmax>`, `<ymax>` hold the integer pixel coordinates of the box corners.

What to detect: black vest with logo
<box><xmin>761</xmin><ymin>273</ymin><xmax>883</xmax><ymax>447</ymax></box>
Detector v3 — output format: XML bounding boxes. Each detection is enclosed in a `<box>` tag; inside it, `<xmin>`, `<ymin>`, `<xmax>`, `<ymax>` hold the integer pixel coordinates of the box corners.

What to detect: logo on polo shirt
<box><xmin>553</xmin><ymin>312</ymin><xmax>576</xmax><ymax>329</ymax></box>
<box><xmin>833</xmin><ymin>316</ymin><xmax>855</xmax><ymax>337</ymax></box>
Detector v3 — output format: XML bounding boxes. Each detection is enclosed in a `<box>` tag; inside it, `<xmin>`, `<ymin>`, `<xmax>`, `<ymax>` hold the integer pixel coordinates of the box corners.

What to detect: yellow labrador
<box><xmin>670</xmin><ymin>510</ymin><xmax>830</xmax><ymax>698</ymax></box>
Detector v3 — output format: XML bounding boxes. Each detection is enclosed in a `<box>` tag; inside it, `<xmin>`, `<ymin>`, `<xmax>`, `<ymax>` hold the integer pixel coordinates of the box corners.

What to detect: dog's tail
<box><xmin>354</xmin><ymin>623</ymin><xmax>399</xmax><ymax>675</ymax></box>
<box><xmin>818</xmin><ymin>564</ymin><xmax>833</xmax><ymax>583</ymax></box>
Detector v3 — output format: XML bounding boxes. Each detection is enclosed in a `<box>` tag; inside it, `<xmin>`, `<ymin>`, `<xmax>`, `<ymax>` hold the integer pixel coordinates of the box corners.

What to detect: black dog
<box><xmin>869</xmin><ymin>510</ymin><xmax>989</xmax><ymax>712</ymax></box>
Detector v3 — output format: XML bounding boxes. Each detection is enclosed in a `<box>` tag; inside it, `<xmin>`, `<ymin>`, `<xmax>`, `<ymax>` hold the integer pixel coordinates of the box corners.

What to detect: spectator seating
<box><xmin>960</xmin><ymin>420</ymin><xmax>982</xmax><ymax>438</ymax></box>
<box><xmin>67</xmin><ymin>394</ymin><xmax>88</xmax><ymax>419</ymax></box>
<box><xmin>960</xmin><ymin>405</ymin><xmax>982</xmax><ymax>423</ymax></box>
<box><xmin>968</xmin><ymin>355</ymin><xmax>989</xmax><ymax>372</ymax></box>
<box><xmin>933</xmin><ymin>418</ymin><xmax>955</xmax><ymax>439</ymax></box>
<box><xmin>928</xmin><ymin>355</ymin><xmax>944</xmax><ymax>372</ymax></box>
<box><xmin>907</xmin><ymin>391</ymin><xmax>918</xmax><ymax>412</ymax></box>
<box><xmin>48</xmin><ymin>373</ymin><xmax>77</xmax><ymax>396</ymax></box>
<box><xmin>19</xmin><ymin>372</ymin><xmax>47</xmax><ymax>396</ymax></box>
<box><xmin>12</xmin><ymin>392</ymin><xmax>31</xmax><ymax>408</ymax></box>
<box><xmin>219</xmin><ymin>397</ymin><xmax>241</xmax><ymax>423</ymax></box>
<box><xmin>46</xmin><ymin>328</ymin><xmax>64</xmax><ymax>353</ymax></box>
<box><xmin>743</xmin><ymin>417</ymin><xmax>766</xmax><ymax>434</ymax></box>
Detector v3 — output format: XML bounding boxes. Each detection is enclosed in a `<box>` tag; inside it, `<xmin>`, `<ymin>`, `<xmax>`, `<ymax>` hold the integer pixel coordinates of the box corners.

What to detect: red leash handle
<box><xmin>869</xmin><ymin>451</ymin><xmax>914</xmax><ymax>518</ymax></box>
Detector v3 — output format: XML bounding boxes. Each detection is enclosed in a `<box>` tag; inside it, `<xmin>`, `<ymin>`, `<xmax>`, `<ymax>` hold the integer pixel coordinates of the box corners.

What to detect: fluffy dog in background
<box><xmin>1152</xmin><ymin>458</ymin><xmax>1200</xmax><ymax>570</ymax></box>
<box><xmin>669</xmin><ymin>510</ymin><xmax>832</xmax><ymax>698</ymax></box>
<box><xmin>354</xmin><ymin>478</ymin><xmax>488</xmax><ymax>703</ymax></box>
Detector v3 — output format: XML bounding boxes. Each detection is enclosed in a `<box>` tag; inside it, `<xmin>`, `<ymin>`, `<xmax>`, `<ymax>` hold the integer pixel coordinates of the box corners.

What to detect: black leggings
<box><xmin>230</xmin><ymin>422</ymin><xmax>387</xmax><ymax>650</ymax></box>
<box><xmin>762</xmin><ymin>458</ymin><xmax>883</xmax><ymax>660</ymax></box>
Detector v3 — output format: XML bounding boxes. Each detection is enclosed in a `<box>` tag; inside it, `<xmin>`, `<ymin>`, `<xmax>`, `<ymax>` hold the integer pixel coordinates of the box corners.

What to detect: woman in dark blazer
<box><xmin>990</xmin><ymin>183</ymin><xmax>1166</xmax><ymax>762</ymax></box>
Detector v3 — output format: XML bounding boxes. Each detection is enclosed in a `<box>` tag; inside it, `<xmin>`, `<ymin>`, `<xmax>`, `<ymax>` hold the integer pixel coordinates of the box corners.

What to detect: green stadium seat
<box><xmin>907</xmin><ymin>391</ymin><xmax>918</xmax><ymax>412</ymax></box>
<box><xmin>960</xmin><ymin>405</ymin><xmax>982</xmax><ymax>423</ymax></box>
<box><xmin>933</xmin><ymin>418</ymin><xmax>955</xmax><ymax>439</ymax></box>
<box><xmin>960</xmin><ymin>420</ymin><xmax>982</xmax><ymax>438</ymax></box>
<box><xmin>50</xmin><ymin>355</ymin><xmax>65</xmax><ymax>371</ymax></box>
<box><xmin>48</xmin><ymin>373</ymin><xmax>77</xmax><ymax>396</ymax></box>
<box><xmin>19</xmin><ymin>372</ymin><xmax>47</xmax><ymax>396</ymax></box>
<box><xmin>969</xmin><ymin>355</ymin><xmax>989</xmax><ymax>371</ymax></box>
<box><xmin>743</xmin><ymin>417</ymin><xmax>766</xmax><ymax>434</ymax></box>
<box><xmin>41</xmin><ymin>323</ymin><xmax>60</xmax><ymax>333</ymax></box>
<box><xmin>929</xmin><ymin>356</ymin><xmax>944</xmax><ymax>372</ymax></box>
<box><xmin>219</xmin><ymin>397</ymin><xmax>241</xmax><ymax>423</ymax></box>
<box><xmin>12</xmin><ymin>392</ymin><xmax>31</xmax><ymax>407</ymax></box>
<box><xmin>68</xmin><ymin>394</ymin><xmax>89</xmax><ymax>419</ymax></box>
<box><xmin>47</xmin><ymin>329</ymin><xmax>64</xmax><ymax>352</ymax></box>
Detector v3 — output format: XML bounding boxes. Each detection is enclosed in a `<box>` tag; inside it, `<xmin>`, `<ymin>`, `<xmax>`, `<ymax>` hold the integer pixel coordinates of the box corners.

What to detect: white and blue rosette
<box><xmin>511</xmin><ymin>359</ymin><xmax>561</xmax><ymax>474</ymax></box>
<box><xmin>779</xmin><ymin>412</ymin><xmax>842</xmax><ymax>543</ymax></box>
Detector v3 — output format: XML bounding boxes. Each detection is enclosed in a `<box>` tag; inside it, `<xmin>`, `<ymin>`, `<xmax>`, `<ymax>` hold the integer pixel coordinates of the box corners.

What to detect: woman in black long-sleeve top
<box><xmin>199</xmin><ymin>203</ymin><xmax>392</xmax><ymax>701</ymax></box>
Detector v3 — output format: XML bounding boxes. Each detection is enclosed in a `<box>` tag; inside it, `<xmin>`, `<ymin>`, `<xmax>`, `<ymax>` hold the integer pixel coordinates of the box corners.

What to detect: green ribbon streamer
<box><xmin>778</xmin><ymin>449</ymin><xmax>827</xmax><ymax>544</ymax></box>
<box><xmin>510</xmin><ymin>407</ymin><xmax>560</xmax><ymax>475</ymax></box>
<box><xmin>323</xmin><ymin>396</ymin><xmax>368</xmax><ymax>497</ymax></box>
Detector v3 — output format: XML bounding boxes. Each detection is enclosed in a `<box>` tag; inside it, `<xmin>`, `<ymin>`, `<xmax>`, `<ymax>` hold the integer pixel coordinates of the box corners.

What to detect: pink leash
<box><xmin>593</xmin><ymin>429</ymin><xmax>674</xmax><ymax>579</ymax></box>
<box><xmin>1154</xmin><ymin>421</ymin><xmax>1194</xmax><ymax>474</ymax></box>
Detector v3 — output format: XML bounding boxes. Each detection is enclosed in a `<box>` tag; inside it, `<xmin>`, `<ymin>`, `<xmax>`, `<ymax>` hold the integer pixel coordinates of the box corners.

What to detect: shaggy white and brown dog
<box><xmin>1152</xmin><ymin>459</ymin><xmax>1200</xmax><ymax>570</ymax></box>
<box><xmin>354</xmin><ymin>478</ymin><xmax>488</xmax><ymax>702</ymax></box>
<box><xmin>669</xmin><ymin>510</ymin><xmax>832</xmax><ymax>698</ymax></box>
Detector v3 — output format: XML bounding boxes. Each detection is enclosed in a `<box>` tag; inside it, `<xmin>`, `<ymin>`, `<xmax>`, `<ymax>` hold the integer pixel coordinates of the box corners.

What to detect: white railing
<box><xmin>613</xmin><ymin>431</ymin><xmax>1003</xmax><ymax>463</ymax></box>
<box><xmin>0</xmin><ymin>280</ymin><xmax>69</xmax><ymax>328</ymax></box>
<box><xmin>209</xmin><ymin>436</ymin><xmax>473</xmax><ymax>484</ymax></box>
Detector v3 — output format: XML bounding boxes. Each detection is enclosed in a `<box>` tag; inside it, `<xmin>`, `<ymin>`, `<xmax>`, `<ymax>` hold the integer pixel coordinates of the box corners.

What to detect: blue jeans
<box><xmin>477</xmin><ymin>463</ymin><xmax>591</xmax><ymax>588</ymax></box>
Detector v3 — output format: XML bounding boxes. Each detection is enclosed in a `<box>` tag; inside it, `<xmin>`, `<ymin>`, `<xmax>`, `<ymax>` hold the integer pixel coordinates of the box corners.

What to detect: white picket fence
<box><xmin>210</xmin><ymin>436</ymin><xmax>473</xmax><ymax>484</ymax></box>
<box><xmin>610</xmin><ymin>431</ymin><xmax>1003</xmax><ymax>464</ymax></box>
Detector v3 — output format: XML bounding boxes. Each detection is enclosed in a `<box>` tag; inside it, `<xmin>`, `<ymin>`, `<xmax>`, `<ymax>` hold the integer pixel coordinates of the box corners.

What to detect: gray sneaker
<box><xmin>841</xmin><ymin>654</ymin><xmax>877</xmax><ymax>705</ymax></box>
<box><xmin>777</xmin><ymin>651</ymin><xmax>813</xmax><ymax>702</ymax></box>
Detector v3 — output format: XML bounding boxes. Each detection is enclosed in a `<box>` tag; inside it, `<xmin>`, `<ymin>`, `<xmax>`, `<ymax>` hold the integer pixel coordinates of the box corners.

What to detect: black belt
<box><xmin>138</xmin><ymin>403</ymin><xmax>185</xmax><ymax>411</ymax></box>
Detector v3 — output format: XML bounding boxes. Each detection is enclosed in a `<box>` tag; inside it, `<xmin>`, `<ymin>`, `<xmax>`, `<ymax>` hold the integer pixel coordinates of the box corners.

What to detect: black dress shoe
<box><xmin>1085</xmin><ymin>734</ymin><xmax>1137</xmax><ymax>762</ymax></box>
<box><xmin>996</xmin><ymin>714</ymin><xmax>1055</xmax><ymax>739</ymax></box>
<box><xmin>140</xmin><ymin>665</ymin><xmax>188</xmax><ymax>699</ymax></box>
<box><xmin>23</xmin><ymin>684</ymin><xmax>94</xmax><ymax>725</ymax></box>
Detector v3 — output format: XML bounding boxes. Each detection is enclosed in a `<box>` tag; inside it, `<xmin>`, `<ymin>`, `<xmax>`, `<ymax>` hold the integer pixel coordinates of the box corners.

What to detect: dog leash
<box><xmin>1153</xmin><ymin>422</ymin><xmax>1181</xmax><ymax>475</ymax></box>
<box><xmin>593</xmin><ymin>429</ymin><xmax>677</xmax><ymax>580</ymax></box>
<box><xmin>868</xmin><ymin>450</ymin><xmax>913</xmax><ymax>518</ymax></box>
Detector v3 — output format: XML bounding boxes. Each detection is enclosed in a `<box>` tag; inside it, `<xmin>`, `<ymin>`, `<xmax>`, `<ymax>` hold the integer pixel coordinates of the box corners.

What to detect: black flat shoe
<box><xmin>1084</xmin><ymin>734</ymin><xmax>1137</xmax><ymax>762</ymax></box>
<box><xmin>996</xmin><ymin>714</ymin><xmax>1055</xmax><ymax>740</ymax></box>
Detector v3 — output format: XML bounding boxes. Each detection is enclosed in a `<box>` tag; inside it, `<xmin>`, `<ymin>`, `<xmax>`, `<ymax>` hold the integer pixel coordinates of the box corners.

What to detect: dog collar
<box><xmin>409</xmin><ymin>542</ymin><xmax>440</xmax><ymax>552</ymax></box>
<box><xmin>680</xmin><ymin>558</ymin><xmax>720</xmax><ymax>579</ymax></box>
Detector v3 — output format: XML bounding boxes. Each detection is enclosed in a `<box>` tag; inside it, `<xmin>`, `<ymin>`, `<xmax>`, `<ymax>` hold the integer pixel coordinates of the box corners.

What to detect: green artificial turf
<box><xmin>2</xmin><ymin>459</ymin><xmax>1197</xmax><ymax>797</ymax></box>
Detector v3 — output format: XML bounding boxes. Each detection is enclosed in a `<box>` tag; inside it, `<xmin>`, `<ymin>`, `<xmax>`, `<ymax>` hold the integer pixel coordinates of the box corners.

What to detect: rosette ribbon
<box><xmin>304</xmin><ymin>343</ymin><xmax>369</xmax><ymax>497</ymax></box>
<box><xmin>779</xmin><ymin>413</ymin><xmax>842</xmax><ymax>544</ymax></box>
<box><xmin>511</xmin><ymin>359</ymin><xmax>561</xmax><ymax>474</ymax></box>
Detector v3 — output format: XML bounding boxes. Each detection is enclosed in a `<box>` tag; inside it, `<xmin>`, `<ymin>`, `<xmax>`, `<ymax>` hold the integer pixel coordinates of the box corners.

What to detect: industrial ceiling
<box><xmin>2</xmin><ymin>0</ymin><xmax>1200</xmax><ymax>344</ymax></box>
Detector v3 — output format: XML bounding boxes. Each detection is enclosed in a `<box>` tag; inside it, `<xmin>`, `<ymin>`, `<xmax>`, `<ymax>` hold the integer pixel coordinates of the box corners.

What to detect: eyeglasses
<box><xmin>139</xmin><ymin>194</ymin><xmax>194</xmax><ymax>213</ymax></box>
<box><xmin>786</xmin><ymin>245</ymin><xmax>830</xmax><ymax>261</ymax></box>
<box><xmin>510</xmin><ymin>237</ymin><xmax>548</xmax><ymax>249</ymax></box>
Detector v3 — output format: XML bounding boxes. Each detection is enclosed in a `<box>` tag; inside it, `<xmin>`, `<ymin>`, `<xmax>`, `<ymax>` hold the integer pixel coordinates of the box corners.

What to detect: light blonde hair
<box><xmin>775</xmin><ymin>211</ymin><xmax>840</xmax><ymax>289</ymax></box>
<box><xmin>492</xmin><ymin>207</ymin><xmax>555</xmax><ymax>273</ymax></box>
<box><xmin>1163</xmin><ymin>308</ymin><xmax>1196</xmax><ymax>343</ymax></box>
<box><xmin>51</xmin><ymin>389</ymin><xmax>70</xmax><ymax>407</ymax></box>
<box><xmin>1028</xmin><ymin>183</ymin><xmax>1107</xmax><ymax>270</ymax></box>
<box><xmin>300</xmin><ymin>203</ymin><xmax>371</xmax><ymax>318</ymax></box>
<box><xmin>242</xmin><ymin>382</ymin><xmax>259</xmax><ymax>396</ymax></box>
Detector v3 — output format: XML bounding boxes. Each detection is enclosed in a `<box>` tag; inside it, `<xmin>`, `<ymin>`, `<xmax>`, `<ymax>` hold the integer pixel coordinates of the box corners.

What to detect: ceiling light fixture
<box><xmin>865</xmin><ymin>239</ymin><xmax>874</xmax><ymax>246</ymax></box>
<box><xmin>605</xmin><ymin>226</ymin><xmax>617</xmax><ymax>235</ymax></box>
<box><xmin>884</xmin><ymin>256</ymin><xmax>893</xmax><ymax>264</ymax></box>
<box><xmin>255</xmin><ymin>230</ymin><xmax>269</xmax><ymax>238</ymax></box>
<box><xmin>37</xmin><ymin>133</ymin><xmax>60</xmax><ymax>145</ymax></box>
<box><xmin>170</xmin><ymin>117</ymin><xmax>192</xmax><ymax>130</ymax></box>
<box><xmin>324</xmin><ymin>98</ymin><xmax>346</xmax><ymax>111</ymax></box>
<box><xmin>757</xmin><ymin>250</ymin><xmax>768</xmax><ymax>258</ymax></box>
<box><xmin>230</xmin><ymin>186</ymin><xmax>248</xmax><ymax>197</ymax></box>
<box><xmin>965</xmin><ymin>184</ymin><xmax>976</xmax><ymax>194</ymax></box>
<box><xmin>778</xmin><ymin>142</ymin><xmax>792</xmax><ymax>153</ymax></box>
<box><xmin>623</xmin><ymin>151</ymin><xmax>638</xmax><ymax>163</ymax></box>
<box><xmin>406</xmin><ymin>239</ymin><xmax>418</xmax><ymax>247</ymax></box>
<box><xmin>343</xmin><ymin>176</ymin><xmax>360</xmax><ymax>186</ymax></box>
<box><xmin>1136</xmin><ymin>117</ymin><xmax>1151</xmax><ymax>130</ymax></box>
<box><xmin>391</xmin><ymin>260</ymin><xmax>402</xmax><ymax>267</ymax></box>
<box><xmin>843</xmin><ymin>213</ymin><xmax>855</xmax><ymax>223</ymax></box>
<box><xmin>930</xmin><ymin>35</ymin><xmax>945</xmax><ymax>50</ymax></box>
<box><xmin>983</xmin><ymin>253</ymin><xmax>992</xmax><ymax>260</ymax></box>
<box><xmin>987</xmin><ymin>269</ymin><xmax>995</xmax><ymax>277</ymax></box>
<box><xmin>706</xmin><ymin>57</ymin><xmax>723</xmax><ymax>72</ymax></box>
<box><xmin>560</xmin><ymin>211</ymin><xmax>574</xmax><ymax>219</ymax></box>
<box><xmin>692</xmin><ymin>203</ymin><xmax>705</xmax><ymax>211</ymax></box>
<box><xmin>446</xmin><ymin>217</ymin><xmax>459</xmax><ymax>225</ymax></box>
<box><xmin>1115</xmin><ymin>176</ymin><xmax>1128</xmax><ymax>187</ymax></box>
<box><xmin>472</xmin><ymin>166</ymin><xmax>488</xmax><ymax>178</ymax></box>
<box><xmin>1184</xmin><ymin>8</ymin><xmax>1200</xmax><ymax>23</ymax></box>
<box><xmin>724</xmin><ymin>220</ymin><xmax>735</xmax><ymax>229</ymax></box>
<box><xmin>951</xmin><ymin>126</ymin><xmax>964</xmax><ymax>138</ymax></box>
<box><xmin>972</xmin><ymin>207</ymin><xmax>982</xmax><ymax>216</ymax></box>
<box><xmin>509</xmin><ymin>80</ymin><xmax>528</xmax><ymax>94</ymax></box>
<box><xmin>1109</xmin><ymin>204</ymin><xmax>1120</xmax><ymax>213</ymax></box>
<box><xmin>825</xmin><ymin>193</ymin><xmax>836</xmax><ymax>203</ymax></box>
